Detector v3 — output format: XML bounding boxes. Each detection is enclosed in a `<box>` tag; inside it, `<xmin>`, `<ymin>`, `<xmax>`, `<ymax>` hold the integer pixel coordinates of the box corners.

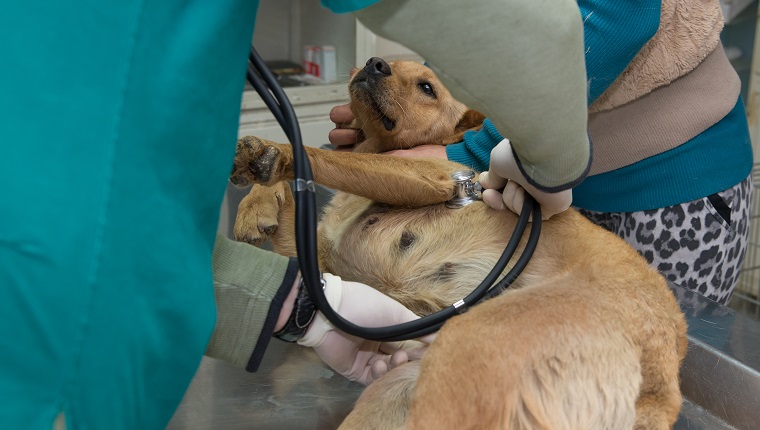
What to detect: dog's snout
<box><xmin>365</xmin><ymin>57</ymin><xmax>391</xmax><ymax>77</ymax></box>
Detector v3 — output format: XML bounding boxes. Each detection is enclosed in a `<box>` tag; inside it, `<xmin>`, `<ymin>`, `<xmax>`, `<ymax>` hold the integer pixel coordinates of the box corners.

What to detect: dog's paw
<box><xmin>233</xmin><ymin>184</ymin><xmax>286</xmax><ymax>246</ymax></box>
<box><xmin>230</xmin><ymin>136</ymin><xmax>284</xmax><ymax>187</ymax></box>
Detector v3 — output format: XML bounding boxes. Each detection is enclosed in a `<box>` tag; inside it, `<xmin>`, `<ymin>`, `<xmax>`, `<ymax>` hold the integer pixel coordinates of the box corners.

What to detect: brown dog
<box><xmin>231</xmin><ymin>58</ymin><xmax>688</xmax><ymax>429</ymax></box>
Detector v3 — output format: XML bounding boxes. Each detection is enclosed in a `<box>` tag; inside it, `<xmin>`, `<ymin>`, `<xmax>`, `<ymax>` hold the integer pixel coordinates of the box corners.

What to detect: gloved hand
<box><xmin>480</xmin><ymin>138</ymin><xmax>572</xmax><ymax>220</ymax></box>
<box><xmin>298</xmin><ymin>273</ymin><xmax>434</xmax><ymax>385</ymax></box>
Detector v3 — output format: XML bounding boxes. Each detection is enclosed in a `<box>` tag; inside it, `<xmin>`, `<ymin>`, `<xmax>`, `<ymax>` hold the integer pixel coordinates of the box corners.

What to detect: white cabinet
<box><xmin>238</xmin><ymin>83</ymin><xmax>350</xmax><ymax>147</ymax></box>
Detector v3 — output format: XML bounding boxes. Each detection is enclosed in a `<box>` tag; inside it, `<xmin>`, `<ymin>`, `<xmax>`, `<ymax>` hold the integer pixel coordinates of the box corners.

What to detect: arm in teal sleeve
<box><xmin>579</xmin><ymin>0</ymin><xmax>661</xmax><ymax>103</ymax></box>
<box><xmin>205</xmin><ymin>235</ymin><xmax>299</xmax><ymax>372</ymax></box>
<box><xmin>447</xmin><ymin>2</ymin><xmax>660</xmax><ymax>173</ymax></box>
<box><xmin>356</xmin><ymin>0</ymin><xmax>590</xmax><ymax>191</ymax></box>
<box><xmin>446</xmin><ymin>119</ymin><xmax>504</xmax><ymax>173</ymax></box>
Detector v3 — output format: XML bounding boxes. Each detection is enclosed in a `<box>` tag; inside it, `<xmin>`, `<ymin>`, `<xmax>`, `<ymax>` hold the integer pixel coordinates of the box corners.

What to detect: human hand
<box><xmin>298</xmin><ymin>273</ymin><xmax>435</xmax><ymax>385</ymax></box>
<box><xmin>328</xmin><ymin>103</ymin><xmax>363</xmax><ymax>152</ymax></box>
<box><xmin>479</xmin><ymin>139</ymin><xmax>572</xmax><ymax>220</ymax></box>
<box><xmin>384</xmin><ymin>144</ymin><xmax>447</xmax><ymax>160</ymax></box>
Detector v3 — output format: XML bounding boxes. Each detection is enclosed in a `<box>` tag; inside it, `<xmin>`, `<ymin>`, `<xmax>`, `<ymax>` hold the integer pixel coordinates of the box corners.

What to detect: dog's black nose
<box><xmin>365</xmin><ymin>57</ymin><xmax>391</xmax><ymax>76</ymax></box>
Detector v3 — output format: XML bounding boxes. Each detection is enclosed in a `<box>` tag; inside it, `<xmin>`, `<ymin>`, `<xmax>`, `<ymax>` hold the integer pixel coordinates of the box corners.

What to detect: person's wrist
<box><xmin>297</xmin><ymin>273</ymin><xmax>342</xmax><ymax>348</ymax></box>
<box><xmin>274</xmin><ymin>274</ymin><xmax>301</xmax><ymax>332</ymax></box>
<box><xmin>273</xmin><ymin>275</ymin><xmax>319</xmax><ymax>343</ymax></box>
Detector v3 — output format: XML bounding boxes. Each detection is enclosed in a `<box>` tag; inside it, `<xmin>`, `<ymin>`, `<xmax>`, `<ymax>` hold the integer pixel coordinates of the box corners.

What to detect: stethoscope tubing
<box><xmin>246</xmin><ymin>46</ymin><xmax>541</xmax><ymax>341</ymax></box>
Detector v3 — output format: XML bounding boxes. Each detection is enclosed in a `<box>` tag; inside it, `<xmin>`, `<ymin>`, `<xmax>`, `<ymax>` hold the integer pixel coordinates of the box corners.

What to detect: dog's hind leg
<box><xmin>233</xmin><ymin>181</ymin><xmax>297</xmax><ymax>257</ymax></box>
<box><xmin>633</xmin><ymin>300</ymin><xmax>687</xmax><ymax>429</ymax></box>
<box><xmin>405</xmin><ymin>279</ymin><xmax>642</xmax><ymax>430</ymax></box>
<box><xmin>267</xmin><ymin>182</ymin><xmax>296</xmax><ymax>256</ymax></box>
<box><xmin>339</xmin><ymin>361</ymin><xmax>420</xmax><ymax>430</ymax></box>
<box><xmin>634</xmin><ymin>385</ymin><xmax>682</xmax><ymax>430</ymax></box>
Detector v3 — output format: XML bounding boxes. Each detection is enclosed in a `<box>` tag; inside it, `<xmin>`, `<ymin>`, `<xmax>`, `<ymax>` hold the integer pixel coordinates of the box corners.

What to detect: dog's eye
<box><xmin>418</xmin><ymin>81</ymin><xmax>436</xmax><ymax>98</ymax></box>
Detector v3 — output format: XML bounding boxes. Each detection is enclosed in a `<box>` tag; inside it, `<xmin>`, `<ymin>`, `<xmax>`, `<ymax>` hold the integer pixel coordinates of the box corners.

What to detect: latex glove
<box><xmin>298</xmin><ymin>273</ymin><xmax>435</xmax><ymax>385</ymax></box>
<box><xmin>480</xmin><ymin>139</ymin><xmax>572</xmax><ymax>220</ymax></box>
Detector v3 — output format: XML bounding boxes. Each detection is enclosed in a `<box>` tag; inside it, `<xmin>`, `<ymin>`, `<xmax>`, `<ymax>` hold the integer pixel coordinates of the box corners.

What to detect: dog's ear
<box><xmin>455</xmin><ymin>109</ymin><xmax>487</xmax><ymax>132</ymax></box>
<box><xmin>441</xmin><ymin>109</ymin><xmax>487</xmax><ymax>145</ymax></box>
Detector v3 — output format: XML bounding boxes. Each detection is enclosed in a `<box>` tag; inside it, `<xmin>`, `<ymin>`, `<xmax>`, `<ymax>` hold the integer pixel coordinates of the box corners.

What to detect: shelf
<box><xmin>241</xmin><ymin>83</ymin><xmax>348</xmax><ymax>111</ymax></box>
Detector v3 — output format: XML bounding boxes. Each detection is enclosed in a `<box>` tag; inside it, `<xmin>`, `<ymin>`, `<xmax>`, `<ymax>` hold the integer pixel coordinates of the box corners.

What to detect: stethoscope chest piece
<box><xmin>446</xmin><ymin>170</ymin><xmax>482</xmax><ymax>208</ymax></box>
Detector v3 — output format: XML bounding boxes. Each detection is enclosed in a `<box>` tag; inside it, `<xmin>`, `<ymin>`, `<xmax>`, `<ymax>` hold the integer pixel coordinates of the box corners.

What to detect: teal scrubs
<box><xmin>0</xmin><ymin>0</ymin><xmax>259</xmax><ymax>428</ymax></box>
<box><xmin>321</xmin><ymin>0</ymin><xmax>381</xmax><ymax>13</ymax></box>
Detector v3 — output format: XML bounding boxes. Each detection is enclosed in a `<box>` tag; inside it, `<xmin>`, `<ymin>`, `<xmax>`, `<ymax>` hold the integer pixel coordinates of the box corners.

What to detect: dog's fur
<box><xmin>231</xmin><ymin>58</ymin><xmax>688</xmax><ymax>429</ymax></box>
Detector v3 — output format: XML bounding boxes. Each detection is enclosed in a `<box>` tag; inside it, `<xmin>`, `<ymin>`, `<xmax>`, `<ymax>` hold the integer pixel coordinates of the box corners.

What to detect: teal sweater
<box><xmin>445</xmin><ymin>0</ymin><xmax>753</xmax><ymax>212</ymax></box>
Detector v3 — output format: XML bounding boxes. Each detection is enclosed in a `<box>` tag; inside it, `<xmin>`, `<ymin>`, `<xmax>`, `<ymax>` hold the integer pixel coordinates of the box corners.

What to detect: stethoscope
<box><xmin>245</xmin><ymin>46</ymin><xmax>542</xmax><ymax>342</ymax></box>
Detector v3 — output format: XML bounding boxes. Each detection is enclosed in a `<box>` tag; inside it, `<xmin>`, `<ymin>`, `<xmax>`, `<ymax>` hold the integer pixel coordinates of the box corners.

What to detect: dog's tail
<box><xmin>338</xmin><ymin>361</ymin><xmax>420</xmax><ymax>430</ymax></box>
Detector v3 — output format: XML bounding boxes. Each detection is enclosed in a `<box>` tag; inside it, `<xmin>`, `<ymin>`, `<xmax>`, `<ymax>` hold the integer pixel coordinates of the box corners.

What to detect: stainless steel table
<box><xmin>674</xmin><ymin>283</ymin><xmax>760</xmax><ymax>429</ymax></box>
<box><xmin>167</xmin><ymin>342</ymin><xmax>356</xmax><ymax>430</ymax></box>
<box><xmin>167</xmin><ymin>282</ymin><xmax>758</xmax><ymax>429</ymax></box>
<box><xmin>183</xmin><ymin>183</ymin><xmax>757</xmax><ymax>429</ymax></box>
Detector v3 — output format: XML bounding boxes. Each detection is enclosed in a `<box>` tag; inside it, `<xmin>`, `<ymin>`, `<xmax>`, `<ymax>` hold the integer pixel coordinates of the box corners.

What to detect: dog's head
<box><xmin>349</xmin><ymin>57</ymin><xmax>485</xmax><ymax>153</ymax></box>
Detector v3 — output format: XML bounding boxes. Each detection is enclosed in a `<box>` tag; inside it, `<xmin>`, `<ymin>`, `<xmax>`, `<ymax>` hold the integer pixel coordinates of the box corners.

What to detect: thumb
<box><xmin>382</xmin><ymin>333</ymin><xmax>437</xmax><ymax>354</ymax></box>
<box><xmin>479</xmin><ymin>171</ymin><xmax>507</xmax><ymax>190</ymax></box>
<box><xmin>296</xmin><ymin>274</ymin><xmax>344</xmax><ymax>348</ymax></box>
<box><xmin>416</xmin><ymin>331</ymin><xmax>437</xmax><ymax>345</ymax></box>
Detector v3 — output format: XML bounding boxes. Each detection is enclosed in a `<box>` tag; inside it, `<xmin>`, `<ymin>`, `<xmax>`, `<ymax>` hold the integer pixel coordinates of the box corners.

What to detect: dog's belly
<box><xmin>317</xmin><ymin>193</ymin><xmax>526</xmax><ymax>315</ymax></box>
<box><xmin>316</xmin><ymin>192</ymin><xmax>673</xmax><ymax>318</ymax></box>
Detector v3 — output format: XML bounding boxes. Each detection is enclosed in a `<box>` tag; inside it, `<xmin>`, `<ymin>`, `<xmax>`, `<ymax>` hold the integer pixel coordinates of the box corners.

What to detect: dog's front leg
<box><xmin>230</xmin><ymin>136</ymin><xmax>295</xmax><ymax>187</ymax></box>
<box><xmin>231</xmin><ymin>136</ymin><xmax>466</xmax><ymax>207</ymax></box>
<box><xmin>309</xmin><ymin>149</ymin><xmax>466</xmax><ymax>207</ymax></box>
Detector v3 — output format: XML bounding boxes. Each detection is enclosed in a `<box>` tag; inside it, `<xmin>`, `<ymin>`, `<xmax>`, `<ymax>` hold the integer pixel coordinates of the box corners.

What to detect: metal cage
<box><xmin>731</xmin><ymin>162</ymin><xmax>760</xmax><ymax>319</ymax></box>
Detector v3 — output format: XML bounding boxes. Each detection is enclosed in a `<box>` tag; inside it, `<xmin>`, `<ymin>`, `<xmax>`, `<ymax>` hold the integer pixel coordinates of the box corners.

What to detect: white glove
<box><xmin>298</xmin><ymin>273</ymin><xmax>434</xmax><ymax>385</ymax></box>
<box><xmin>480</xmin><ymin>139</ymin><xmax>572</xmax><ymax>220</ymax></box>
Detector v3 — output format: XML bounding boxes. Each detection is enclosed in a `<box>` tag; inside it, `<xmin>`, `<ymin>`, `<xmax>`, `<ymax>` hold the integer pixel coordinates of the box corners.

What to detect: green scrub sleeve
<box><xmin>355</xmin><ymin>0</ymin><xmax>591</xmax><ymax>191</ymax></box>
<box><xmin>206</xmin><ymin>235</ymin><xmax>299</xmax><ymax>372</ymax></box>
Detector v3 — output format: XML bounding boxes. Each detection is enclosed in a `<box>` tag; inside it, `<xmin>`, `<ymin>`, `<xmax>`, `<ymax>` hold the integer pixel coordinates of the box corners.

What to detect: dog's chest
<box><xmin>315</xmin><ymin>192</ymin><xmax>533</xmax><ymax>313</ymax></box>
<box><xmin>318</xmin><ymin>193</ymin><xmax>451</xmax><ymax>250</ymax></box>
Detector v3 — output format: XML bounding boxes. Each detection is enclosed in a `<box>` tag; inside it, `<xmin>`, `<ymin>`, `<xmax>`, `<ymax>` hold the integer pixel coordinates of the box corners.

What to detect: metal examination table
<box><xmin>169</xmin><ymin>185</ymin><xmax>760</xmax><ymax>429</ymax></box>
<box><xmin>166</xmin><ymin>283</ymin><xmax>760</xmax><ymax>429</ymax></box>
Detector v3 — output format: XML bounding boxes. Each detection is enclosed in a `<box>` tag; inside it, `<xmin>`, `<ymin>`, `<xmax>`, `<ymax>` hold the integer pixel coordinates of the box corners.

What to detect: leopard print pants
<box><xmin>577</xmin><ymin>175</ymin><xmax>753</xmax><ymax>305</ymax></box>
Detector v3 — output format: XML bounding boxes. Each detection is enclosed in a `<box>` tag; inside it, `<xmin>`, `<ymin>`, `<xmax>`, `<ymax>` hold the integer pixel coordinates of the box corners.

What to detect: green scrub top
<box><xmin>0</xmin><ymin>0</ymin><xmax>259</xmax><ymax>428</ymax></box>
